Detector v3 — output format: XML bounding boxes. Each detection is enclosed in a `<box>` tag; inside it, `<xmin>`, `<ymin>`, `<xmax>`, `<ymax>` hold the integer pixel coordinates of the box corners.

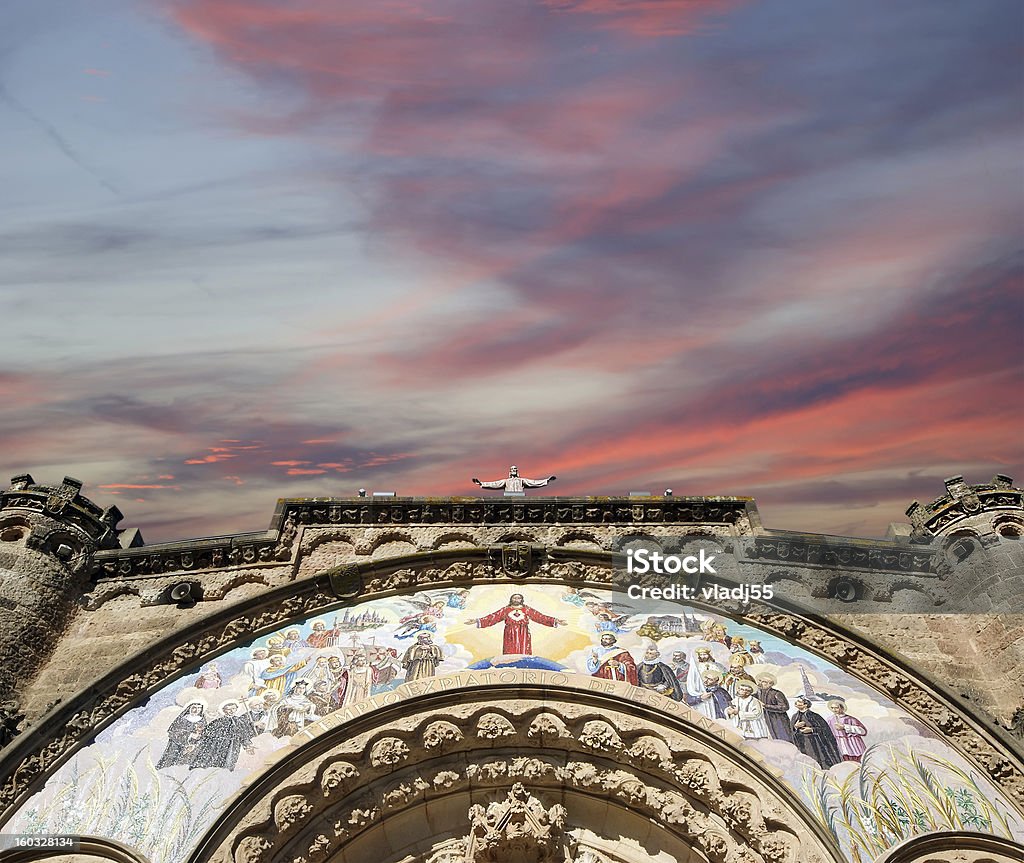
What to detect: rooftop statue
<box><xmin>471</xmin><ymin>465</ymin><xmax>557</xmax><ymax>494</ymax></box>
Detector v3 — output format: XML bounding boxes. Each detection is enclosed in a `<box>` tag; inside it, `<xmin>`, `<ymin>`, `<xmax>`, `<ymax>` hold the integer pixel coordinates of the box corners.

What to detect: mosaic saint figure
<box><xmin>587</xmin><ymin>633</ymin><xmax>639</xmax><ymax>685</ymax></box>
<box><xmin>194</xmin><ymin>664</ymin><xmax>221</xmax><ymax>689</ymax></box>
<box><xmin>326</xmin><ymin>656</ymin><xmax>349</xmax><ymax>708</ymax></box>
<box><xmin>692</xmin><ymin>647</ymin><xmax>726</xmax><ymax>680</ymax></box>
<box><xmin>301</xmin><ymin>655</ymin><xmax>339</xmax><ymax>690</ymax></box>
<box><xmin>371</xmin><ymin>647</ymin><xmax>402</xmax><ymax>688</ymax></box>
<box><xmin>344</xmin><ymin>651</ymin><xmax>373</xmax><ymax>705</ymax></box>
<box><xmin>754</xmin><ymin>675</ymin><xmax>793</xmax><ymax>742</ymax></box>
<box><xmin>729</xmin><ymin>636</ymin><xmax>754</xmax><ymax>667</ymax></box>
<box><xmin>827</xmin><ymin>700</ymin><xmax>868</xmax><ymax>762</ymax></box>
<box><xmin>245</xmin><ymin>697</ymin><xmax>268</xmax><ymax>734</ymax></box>
<box><xmin>156</xmin><ymin>702</ymin><xmax>206</xmax><ymax>768</ymax></box>
<box><xmin>261</xmin><ymin>690</ymin><xmax>281</xmax><ymax>726</ymax></box>
<box><xmin>266</xmin><ymin>635</ymin><xmax>290</xmax><ymax>658</ymax></box>
<box><xmin>670</xmin><ymin>650</ymin><xmax>689</xmax><ymax>684</ymax></box>
<box><xmin>402</xmin><ymin>632</ymin><xmax>444</xmax><ymax>681</ymax></box>
<box><xmin>243</xmin><ymin>648</ymin><xmax>271</xmax><ymax>696</ymax></box>
<box><xmin>189</xmin><ymin>702</ymin><xmax>255</xmax><ymax>770</ymax></box>
<box><xmin>308</xmin><ymin>682</ymin><xmax>334</xmax><ymax>717</ymax></box>
<box><xmin>700</xmin><ymin>618</ymin><xmax>729</xmax><ymax>644</ymax></box>
<box><xmin>686</xmin><ymin>671</ymin><xmax>733</xmax><ymax>720</ymax></box>
<box><xmin>259</xmin><ymin>653</ymin><xmax>310</xmax><ymax>697</ymax></box>
<box><xmin>727</xmin><ymin>682</ymin><xmax>771</xmax><ymax>739</ymax></box>
<box><xmin>269</xmin><ymin>681</ymin><xmax>317</xmax><ymax>737</ymax></box>
<box><xmin>281</xmin><ymin>629</ymin><xmax>303</xmax><ymax>652</ymax></box>
<box><xmin>790</xmin><ymin>698</ymin><xmax>843</xmax><ymax>769</ymax></box>
<box><xmin>637</xmin><ymin>646</ymin><xmax>684</xmax><ymax>701</ymax></box>
<box><xmin>747</xmin><ymin>640</ymin><xmax>766</xmax><ymax>664</ymax></box>
<box><xmin>305</xmin><ymin>620</ymin><xmax>341</xmax><ymax>649</ymax></box>
<box><xmin>723</xmin><ymin>654</ymin><xmax>757</xmax><ymax>697</ymax></box>
<box><xmin>471</xmin><ymin>465</ymin><xmax>556</xmax><ymax>493</ymax></box>
<box><xmin>465</xmin><ymin>593</ymin><xmax>566</xmax><ymax>655</ymax></box>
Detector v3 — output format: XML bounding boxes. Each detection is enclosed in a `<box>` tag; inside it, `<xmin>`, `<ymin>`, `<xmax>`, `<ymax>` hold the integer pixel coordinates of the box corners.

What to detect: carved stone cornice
<box><xmin>88</xmin><ymin>496</ymin><xmax>756</xmax><ymax>578</ymax></box>
<box><xmin>191</xmin><ymin>681</ymin><xmax>842</xmax><ymax>863</ymax></box>
<box><xmin>0</xmin><ymin>551</ymin><xmax>1021</xmax><ymax>830</ymax></box>
<box><xmin>745</xmin><ymin>534</ymin><xmax>937</xmax><ymax>575</ymax></box>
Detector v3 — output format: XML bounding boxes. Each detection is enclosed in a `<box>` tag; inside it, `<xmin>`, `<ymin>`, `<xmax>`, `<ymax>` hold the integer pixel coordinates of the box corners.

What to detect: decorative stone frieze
<box><xmin>88</xmin><ymin>495</ymin><xmax>757</xmax><ymax>580</ymax></box>
<box><xmin>196</xmin><ymin>685</ymin><xmax>838</xmax><ymax>863</ymax></box>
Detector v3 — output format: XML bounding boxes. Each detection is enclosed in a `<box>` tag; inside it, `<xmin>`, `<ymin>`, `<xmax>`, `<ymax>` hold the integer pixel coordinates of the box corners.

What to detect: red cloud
<box><xmin>99</xmin><ymin>483</ymin><xmax>180</xmax><ymax>490</ymax></box>
<box><xmin>184</xmin><ymin>454</ymin><xmax>237</xmax><ymax>464</ymax></box>
<box><xmin>543</xmin><ymin>0</ymin><xmax>740</xmax><ymax>37</ymax></box>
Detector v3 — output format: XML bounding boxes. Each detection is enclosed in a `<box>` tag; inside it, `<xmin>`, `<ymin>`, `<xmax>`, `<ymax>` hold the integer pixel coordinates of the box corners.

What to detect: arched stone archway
<box><xmin>2</xmin><ymin>549</ymin><xmax>1023</xmax><ymax>863</ymax></box>
<box><xmin>0</xmin><ymin>835</ymin><xmax>150</xmax><ymax>863</ymax></box>
<box><xmin>193</xmin><ymin>676</ymin><xmax>844</xmax><ymax>863</ymax></box>
<box><xmin>878</xmin><ymin>831</ymin><xmax>1024</xmax><ymax>863</ymax></box>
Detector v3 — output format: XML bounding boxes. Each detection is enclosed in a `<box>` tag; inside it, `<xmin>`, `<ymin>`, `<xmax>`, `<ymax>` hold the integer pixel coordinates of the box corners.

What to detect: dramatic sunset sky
<box><xmin>2</xmin><ymin>0</ymin><xmax>1022</xmax><ymax>542</ymax></box>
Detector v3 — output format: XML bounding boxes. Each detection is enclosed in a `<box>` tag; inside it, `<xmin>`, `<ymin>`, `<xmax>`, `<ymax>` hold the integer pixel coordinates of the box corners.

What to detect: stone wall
<box><xmin>1</xmin><ymin>479</ymin><xmax>1021</xmax><ymax>784</ymax></box>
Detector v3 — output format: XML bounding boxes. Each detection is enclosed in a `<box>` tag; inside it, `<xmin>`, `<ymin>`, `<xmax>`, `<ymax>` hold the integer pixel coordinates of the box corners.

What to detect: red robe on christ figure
<box><xmin>468</xmin><ymin>594</ymin><xmax>566</xmax><ymax>655</ymax></box>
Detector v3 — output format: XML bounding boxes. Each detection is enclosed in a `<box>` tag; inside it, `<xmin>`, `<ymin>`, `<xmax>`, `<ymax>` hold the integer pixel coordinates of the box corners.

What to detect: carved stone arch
<box><xmin>553</xmin><ymin>530</ymin><xmax>604</xmax><ymax>550</ymax></box>
<box><xmin>991</xmin><ymin>515</ymin><xmax>1024</xmax><ymax>539</ymax></box>
<box><xmin>878</xmin><ymin>831</ymin><xmax>1024</xmax><ymax>862</ymax></box>
<box><xmin>299</xmin><ymin>531</ymin><xmax>357</xmax><ymax>555</ymax></box>
<box><xmin>0</xmin><ymin>514</ymin><xmax>32</xmax><ymax>545</ymax></box>
<box><xmin>429</xmin><ymin>531</ymin><xmax>478</xmax><ymax>550</ymax></box>
<box><xmin>0</xmin><ymin>835</ymin><xmax>152</xmax><ymax>863</ymax></box>
<box><xmin>1</xmin><ymin>546</ymin><xmax>1022</xmax><ymax>825</ymax></box>
<box><xmin>188</xmin><ymin>676</ymin><xmax>846</xmax><ymax>863</ymax></box>
<box><xmin>878</xmin><ymin>578</ymin><xmax>942</xmax><ymax>605</ymax></box>
<box><xmin>365</xmin><ymin>531</ymin><xmax>421</xmax><ymax>557</ymax></box>
<box><xmin>494</xmin><ymin>530</ymin><xmax>537</xmax><ymax>544</ymax></box>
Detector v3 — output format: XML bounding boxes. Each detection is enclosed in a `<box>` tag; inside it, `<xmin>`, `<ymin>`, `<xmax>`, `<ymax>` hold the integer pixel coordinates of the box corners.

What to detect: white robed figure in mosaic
<box><xmin>728</xmin><ymin>681</ymin><xmax>771</xmax><ymax>739</ymax></box>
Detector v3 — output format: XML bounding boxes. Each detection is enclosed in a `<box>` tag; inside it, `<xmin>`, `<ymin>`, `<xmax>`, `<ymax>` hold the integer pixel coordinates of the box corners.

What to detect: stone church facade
<box><xmin>0</xmin><ymin>474</ymin><xmax>1021</xmax><ymax>863</ymax></box>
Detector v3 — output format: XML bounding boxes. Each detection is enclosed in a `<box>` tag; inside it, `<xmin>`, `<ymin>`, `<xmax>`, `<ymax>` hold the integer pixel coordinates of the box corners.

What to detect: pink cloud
<box><xmin>286</xmin><ymin>468</ymin><xmax>327</xmax><ymax>475</ymax></box>
<box><xmin>360</xmin><ymin>453</ymin><xmax>415</xmax><ymax>468</ymax></box>
<box><xmin>99</xmin><ymin>483</ymin><xmax>180</xmax><ymax>490</ymax></box>
<box><xmin>542</xmin><ymin>0</ymin><xmax>740</xmax><ymax>37</ymax></box>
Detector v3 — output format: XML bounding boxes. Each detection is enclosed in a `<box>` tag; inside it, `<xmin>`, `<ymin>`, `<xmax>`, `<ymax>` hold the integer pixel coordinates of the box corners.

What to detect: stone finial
<box><xmin>465</xmin><ymin>783</ymin><xmax>569</xmax><ymax>863</ymax></box>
